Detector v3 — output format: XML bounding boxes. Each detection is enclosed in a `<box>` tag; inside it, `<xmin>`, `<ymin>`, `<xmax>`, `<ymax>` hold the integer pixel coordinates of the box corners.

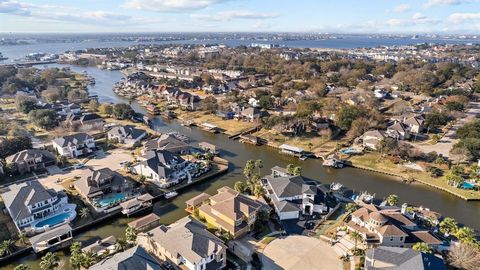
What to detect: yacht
<box><xmin>165</xmin><ymin>191</ymin><xmax>178</xmax><ymax>199</ymax></box>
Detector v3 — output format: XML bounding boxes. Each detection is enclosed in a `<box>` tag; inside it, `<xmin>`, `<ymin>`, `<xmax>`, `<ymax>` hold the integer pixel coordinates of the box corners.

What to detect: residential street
<box><xmin>412</xmin><ymin>101</ymin><xmax>480</xmax><ymax>157</ymax></box>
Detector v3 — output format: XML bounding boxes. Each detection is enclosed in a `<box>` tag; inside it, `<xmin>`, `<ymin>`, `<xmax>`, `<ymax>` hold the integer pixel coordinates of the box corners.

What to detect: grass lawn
<box><xmin>253</xmin><ymin>128</ymin><xmax>329</xmax><ymax>150</ymax></box>
<box><xmin>176</xmin><ymin>111</ymin><xmax>256</xmax><ymax>136</ymax></box>
<box><xmin>348</xmin><ymin>152</ymin><xmax>480</xmax><ymax>200</ymax></box>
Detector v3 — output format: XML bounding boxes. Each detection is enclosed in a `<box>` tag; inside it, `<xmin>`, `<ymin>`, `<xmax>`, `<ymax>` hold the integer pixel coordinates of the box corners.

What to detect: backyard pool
<box><xmin>34</xmin><ymin>213</ymin><xmax>70</xmax><ymax>228</ymax></box>
<box><xmin>461</xmin><ymin>182</ymin><xmax>476</xmax><ymax>190</ymax></box>
<box><xmin>95</xmin><ymin>193</ymin><xmax>126</xmax><ymax>208</ymax></box>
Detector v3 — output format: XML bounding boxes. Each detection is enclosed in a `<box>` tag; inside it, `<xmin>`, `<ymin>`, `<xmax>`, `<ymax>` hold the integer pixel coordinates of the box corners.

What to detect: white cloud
<box><xmin>423</xmin><ymin>0</ymin><xmax>472</xmax><ymax>8</ymax></box>
<box><xmin>393</xmin><ymin>3</ymin><xmax>411</xmax><ymax>13</ymax></box>
<box><xmin>387</xmin><ymin>13</ymin><xmax>440</xmax><ymax>27</ymax></box>
<box><xmin>192</xmin><ymin>10</ymin><xmax>279</xmax><ymax>21</ymax></box>
<box><xmin>448</xmin><ymin>12</ymin><xmax>480</xmax><ymax>23</ymax></box>
<box><xmin>122</xmin><ymin>0</ymin><xmax>232</xmax><ymax>12</ymax></box>
<box><xmin>0</xmin><ymin>0</ymin><xmax>30</xmax><ymax>15</ymax></box>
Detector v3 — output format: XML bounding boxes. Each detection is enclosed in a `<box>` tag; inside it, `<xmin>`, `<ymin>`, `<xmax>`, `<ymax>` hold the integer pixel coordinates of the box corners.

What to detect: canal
<box><xmin>5</xmin><ymin>64</ymin><xmax>480</xmax><ymax>269</ymax></box>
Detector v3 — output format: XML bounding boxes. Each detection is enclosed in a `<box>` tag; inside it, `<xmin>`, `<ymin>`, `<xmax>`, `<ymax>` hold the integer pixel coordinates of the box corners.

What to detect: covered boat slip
<box><xmin>29</xmin><ymin>224</ymin><xmax>73</xmax><ymax>253</ymax></box>
<box><xmin>120</xmin><ymin>193</ymin><xmax>154</xmax><ymax>216</ymax></box>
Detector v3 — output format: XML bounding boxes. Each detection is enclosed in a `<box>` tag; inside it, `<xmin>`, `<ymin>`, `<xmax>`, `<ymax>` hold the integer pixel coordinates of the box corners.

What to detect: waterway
<box><xmin>3</xmin><ymin>47</ymin><xmax>480</xmax><ymax>270</ymax></box>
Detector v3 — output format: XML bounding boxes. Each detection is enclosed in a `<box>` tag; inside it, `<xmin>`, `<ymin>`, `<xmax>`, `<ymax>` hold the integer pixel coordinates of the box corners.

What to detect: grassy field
<box><xmin>348</xmin><ymin>152</ymin><xmax>480</xmax><ymax>200</ymax></box>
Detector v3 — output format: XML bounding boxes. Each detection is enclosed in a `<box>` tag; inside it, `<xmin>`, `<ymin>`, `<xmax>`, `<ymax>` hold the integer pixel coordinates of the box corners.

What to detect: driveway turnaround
<box><xmin>261</xmin><ymin>235</ymin><xmax>342</xmax><ymax>270</ymax></box>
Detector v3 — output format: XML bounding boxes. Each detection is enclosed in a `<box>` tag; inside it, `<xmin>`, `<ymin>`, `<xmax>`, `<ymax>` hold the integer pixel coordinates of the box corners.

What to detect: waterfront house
<box><xmin>264</xmin><ymin>167</ymin><xmax>328</xmax><ymax>220</ymax></box>
<box><xmin>5</xmin><ymin>149</ymin><xmax>56</xmax><ymax>175</ymax></box>
<box><xmin>64</xmin><ymin>113</ymin><xmax>105</xmax><ymax>131</ymax></box>
<box><xmin>195</xmin><ymin>186</ymin><xmax>265</xmax><ymax>239</ymax></box>
<box><xmin>143</xmin><ymin>134</ymin><xmax>190</xmax><ymax>155</ymax></box>
<box><xmin>138</xmin><ymin>216</ymin><xmax>227</xmax><ymax>270</ymax></box>
<box><xmin>1</xmin><ymin>180</ymin><xmax>76</xmax><ymax>232</ymax></box>
<box><xmin>364</xmin><ymin>246</ymin><xmax>445</xmax><ymax>270</ymax></box>
<box><xmin>30</xmin><ymin>224</ymin><xmax>73</xmax><ymax>253</ymax></box>
<box><xmin>107</xmin><ymin>125</ymin><xmax>147</xmax><ymax>147</ymax></box>
<box><xmin>82</xmin><ymin>235</ymin><xmax>116</xmax><ymax>257</ymax></box>
<box><xmin>128</xmin><ymin>213</ymin><xmax>161</xmax><ymax>232</ymax></box>
<box><xmin>133</xmin><ymin>150</ymin><xmax>188</xmax><ymax>188</ymax></box>
<box><xmin>240</xmin><ymin>107</ymin><xmax>261</xmax><ymax>122</ymax></box>
<box><xmin>346</xmin><ymin>204</ymin><xmax>442</xmax><ymax>249</ymax></box>
<box><xmin>74</xmin><ymin>168</ymin><xmax>133</xmax><ymax>207</ymax></box>
<box><xmin>52</xmin><ymin>133</ymin><xmax>96</xmax><ymax>158</ymax></box>
<box><xmin>90</xmin><ymin>245</ymin><xmax>162</xmax><ymax>270</ymax></box>
<box><xmin>386</xmin><ymin>122</ymin><xmax>410</xmax><ymax>140</ymax></box>
<box><xmin>360</xmin><ymin>130</ymin><xmax>386</xmax><ymax>150</ymax></box>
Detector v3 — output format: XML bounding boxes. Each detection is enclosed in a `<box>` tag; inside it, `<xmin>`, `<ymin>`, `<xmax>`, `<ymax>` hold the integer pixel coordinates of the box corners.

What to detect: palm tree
<box><xmin>39</xmin><ymin>252</ymin><xmax>60</xmax><ymax>270</ymax></box>
<box><xmin>293</xmin><ymin>166</ymin><xmax>302</xmax><ymax>176</ymax></box>
<box><xmin>80</xmin><ymin>251</ymin><xmax>96</xmax><ymax>268</ymax></box>
<box><xmin>115</xmin><ymin>238</ymin><xmax>128</xmax><ymax>252</ymax></box>
<box><xmin>386</xmin><ymin>194</ymin><xmax>399</xmax><ymax>206</ymax></box>
<box><xmin>345</xmin><ymin>203</ymin><xmax>359</xmax><ymax>213</ymax></box>
<box><xmin>0</xmin><ymin>239</ymin><xmax>16</xmax><ymax>256</ymax></box>
<box><xmin>243</xmin><ymin>160</ymin><xmax>255</xmax><ymax>181</ymax></box>
<box><xmin>412</xmin><ymin>242</ymin><xmax>432</xmax><ymax>253</ymax></box>
<box><xmin>253</xmin><ymin>184</ymin><xmax>265</xmax><ymax>198</ymax></box>
<box><xmin>286</xmin><ymin>164</ymin><xmax>295</xmax><ymax>175</ymax></box>
<box><xmin>14</xmin><ymin>264</ymin><xmax>30</xmax><ymax>270</ymax></box>
<box><xmin>439</xmin><ymin>217</ymin><xmax>458</xmax><ymax>236</ymax></box>
<box><xmin>454</xmin><ymin>227</ymin><xmax>476</xmax><ymax>244</ymax></box>
<box><xmin>234</xmin><ymin>181</ymin><xmax>247</xmax><ymax>193</ymax></box>
<box><xmin>350</xmin><ymin>231</ymin><xmax>363</xmax><ymax>252</ymax></box>
<box><xmin>80</xmin><ymin>207</ymin><xmax>90</xmax><ymax>219</ymax></box>
<box><xmin>255</xmin><ymin>159</ymin><xmax>263</xmax><ymax>175</ymax></box>
<box><xmin>17</xmin><ymin>232</ymin><xmax>28</xmax><ymax>245</ymax></box>
<box><xmin>69</xmin><ymin>242</ymin><xmax>83</xmax><ymax>270</ymax></box>
<box><xmin>125</xmin><ymin>227</ymin><xmax>137</xmax><ymax>243</ymax></box>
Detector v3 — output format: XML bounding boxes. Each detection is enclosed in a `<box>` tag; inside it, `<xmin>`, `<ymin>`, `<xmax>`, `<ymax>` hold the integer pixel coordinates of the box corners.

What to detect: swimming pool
<box><xmin>35</xmin><ymin>213</ymin><xmax>70</xmax><ymax>228</ymax></box>
<box><xmin>95</xmin><ymin>193</ymin><xmax>126</xmax><ymax>207</ymax></box>
<box><xmin>461</xmin><ymin>182</ymin><xmax>476</xmax><ymax>189</ymax></box>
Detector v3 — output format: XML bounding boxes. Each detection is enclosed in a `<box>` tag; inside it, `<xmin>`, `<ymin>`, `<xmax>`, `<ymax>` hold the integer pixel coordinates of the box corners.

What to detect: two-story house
<box><xmin>346</xmin><ymin>204</ymin><xmax>442</xmax><ymax>249</ymax></box>
<box><xmin>360</xmin><ymin>130</ymin><xmax>386</xmax><ymax>150</ymax></box>
<box><xmin>52</xmin><ymin>133</ymin><xmax>96</xmax><ymax>157</ymax></box>
<box><xmin>386</xmin><ymin>122</ymin><xmax>410</xmax><ymax>140</ymax></box>
<box><xmin>264</xmin><ymin>167</ymin><xmax>328</xmax><ymax>220</ymax></box>
<box><xmin>64</xmin><ymin>113</ymin><xmax>105</xmax><ymax>131</ymax></box>
<box><xmin>138</xmin><ymin>216</ymin><xmax>226</xmax><ymax>270</ymax></box>
<box><xmin>1</xmin><ymin>180</ymin><xmax>75</xmax><ymax>231</ymax></box>
<box><xmin>107</xmin><ymin>125</ymin><xmax>147</xmax><ymax>147</ymax></box>
<box><xmin>6</xmin><ymin>149</ymin><xmax>56</xmax><ymax>174</ymax></box>
<box><xmin>74</xmin><ymin>168</ymin><xmax>131</xmax><ymax>202</ymax></box>
<box><xmin>133</xmin><ymin>150</ymin><xmax>187</xmax><ymax>188</ymax></box>
<box><xmin>194</xmin><ymin>186</ymin><xmax>265</xmax><ymax>239</ymax></box>
<box><xmin>143</xmin><ymin>134</ymin><xmax>190</xmax><ymax>155</ymax></box>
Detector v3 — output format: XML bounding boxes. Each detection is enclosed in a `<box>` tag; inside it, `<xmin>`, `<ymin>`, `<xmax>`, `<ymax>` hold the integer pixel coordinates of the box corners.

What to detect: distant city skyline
<box><xmin>0</xmin><ymin>0</ymin><xmax>479</xmax><ymax>34</ymax></box>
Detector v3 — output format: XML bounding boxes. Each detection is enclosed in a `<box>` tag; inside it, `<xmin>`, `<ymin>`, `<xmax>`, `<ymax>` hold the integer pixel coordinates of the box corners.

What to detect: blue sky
<box><xmin>0</xmin><ymin>0</ymin><xmax>479</xmax><ymax>33</ymax></box>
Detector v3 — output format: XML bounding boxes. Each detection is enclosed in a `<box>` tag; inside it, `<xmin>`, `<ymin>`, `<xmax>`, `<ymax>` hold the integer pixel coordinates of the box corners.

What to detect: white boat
<box><xmin>165</xmin><ymin>191</ymin><xmax>178</xmax><ymax>199</ymax></box>
<box><xmin>299</xmin><ymin>155</ymin><xmax>308</xmax><ymax>161</ymax></box>
<box><xmin>330</xmin><ymin>182</ymin><xmax>343</xmax><ymax>191</ymax></box>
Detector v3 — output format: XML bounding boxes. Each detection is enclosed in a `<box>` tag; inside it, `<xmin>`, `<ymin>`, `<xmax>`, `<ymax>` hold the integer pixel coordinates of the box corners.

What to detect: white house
<box><xmin>264</xmin><ymin>167</ymin><xmax>328</xmax><ymax>220</ymax></box>
<box><xmin>107</xmin><ymin>125</ymin><xmax>147</xmax><ymax>147</ymax></box>
<box><xmin>52</xmin><ymin>133</ymin><xmax>96</xmax><ymax>158</ymax></box>
<box><xmin>133</xmin><ymin>150</ymin><xmax>188</xmax><ymax>188</ymax></box>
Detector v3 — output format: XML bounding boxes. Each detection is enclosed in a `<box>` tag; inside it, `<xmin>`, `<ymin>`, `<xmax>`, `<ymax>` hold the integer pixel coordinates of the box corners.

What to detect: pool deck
<box><xmin>31</xmin><ymin>204</ymin><xmax>77</xmax><ymax>233</ymax></box>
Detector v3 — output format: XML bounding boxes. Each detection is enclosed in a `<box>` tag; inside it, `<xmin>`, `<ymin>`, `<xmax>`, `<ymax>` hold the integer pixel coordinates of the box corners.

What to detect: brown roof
<box><xmin>185</xmin><ymin>193</ymin><xmax>211</xmax><ymax>207</ymax></box>
<box><xmin>370</xmin><ymin>212</ymin><xmax>388</xmax><ymax>223</ymax></box>
<box><xmin>377</xmin><ymin>224</ymin><xmax>408</xmax><ymax>237</ymax></box>
<box><xmin>409</xmin><ymin>231</ymin><xmax>442</xmax><ymax>245</ymax></box>
<box><xmin>128</xmin><ymin>213</ymin><xmax>160</xmax><ymax>230</ymax></box>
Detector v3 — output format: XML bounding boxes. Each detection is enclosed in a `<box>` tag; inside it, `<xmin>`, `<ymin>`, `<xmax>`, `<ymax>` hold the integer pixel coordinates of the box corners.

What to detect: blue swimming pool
<box><xmin>95</xmin><ymin>193</ymin><xmax>126</xmax><ymax>207</ymax></box>
<box><xmin>461</xmin><ymin>182</ymin><xmax>476</xmax><ymax>189</ymax></box>
<box><xmin>35</xmin><ymin>213</ymin><xmax>70</xmax><ymax>228</ymax></box>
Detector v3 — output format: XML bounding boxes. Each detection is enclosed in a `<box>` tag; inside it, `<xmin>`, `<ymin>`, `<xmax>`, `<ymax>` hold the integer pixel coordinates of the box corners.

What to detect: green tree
<box><xmin>337</xmin><ymin>105</ymin><xmax>368</xmax><ymax>131</ymax></box>
<box><xmin>0</xmin><ymin>239</ymin><xmax>15</xmax><ymax>256</ymax></box>
<box><xmin>113</xmin><ymin>103</ymin><xmax>134</xmax><ymax>120</ymax></box>
<box><xmin>350</xmin><ymin>231</ymin><xmax>363</xmax><ymax>252</ymax></box>
<box><xmin>286</xmin><ymin>164</ymin><xmax>295</xmax><ymax>175</ymax></box>
<box><xmin>412</xmin><ymin>242</ymin><xmax>432</xmax><ymax>253</ymax></box>
<box><xmin>255</xmin><ymin>159</ymin><xmax>263</xmax><ymax>175</ymax></box>
<box><xmin>28</xmin><ymin>109</ymin><xmax>58</xmax><ymax>129</ymax></box>
<box><xmin>14</xmin><ymin>264</ymin><xmax>30</xmax><ymax>270</ymax></box>
<box><xmin>125</xmin><ymin>227</ymin><xmax>137</xmax><ymax>243</ymax></box>
<box><xmin>88</xmin><ymin>99</ymin><xmax>99</xmax><ymax>112</ymax></box>
<box><xmin>439</xmin><ymin>217</ymin><xmax>458</xmax><ymax>236</ymax></box>
<box><xmin>39</xmin><ymin>252</ymin><xmax>60</xmax><ymax>270</ymax></box>
<box><xmin>234</xmin><ymin>181</ymin><xmax>247</xmax><ymax>193</ymax></box>
<box><xmin>98</xmin><ymin>104</ymin><xmax>113</xmax><ymax>115</ymax></box>
<box><xmin>80</xmin><ymin>207</ymin><xmax>90</xmax><ymax>219</ymax></box>
<box><xmin>15</xmin><ymin>95</ymin><xmax>37</xmax><ymax>114</ymax></box>
<box><xmin>115</xmin><ymin>238</ymin><xmax>128</xmax><ymax>252</ymax></box>
<box><xmin>293</xmin><ymin>166</ymin><xmax>302</xmax><ymax>176</ymax></box>
<box><xmin>69</xmin><ymin>242</ymin><xmax>82</xmax><ymax>270</ymax></box>
<box><xmin>346</xmin><ymin>203</ymin><xmax>359</xmax><ymax>213</ymax></box>
<box><xmin>454</xmin><ymin>227</ymin><xmax>477</xmax><ymax>244</ymax></box>
<box><xmin>253</xmin><ymin>183</ymin><xmax>265</xmax><ymax>198</ymax></box>
<box><xmin>80</xmin><ymin>251</ymin><xmax>96</xmax><ymax>268</ymax></box>
<box><xmin>386</xmin><ymin>194</ymin><xmax>399</xmax><ymax>206</ymax></box>
<box><xmin>243</xmin><ymin>160</ymin><xmax>256</xmax><ymax>181</ymax></box>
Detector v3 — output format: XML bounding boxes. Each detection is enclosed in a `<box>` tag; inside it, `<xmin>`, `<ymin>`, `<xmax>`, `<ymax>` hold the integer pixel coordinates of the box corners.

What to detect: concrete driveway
<box><xmin>412</xmin><ymin>101</ymin><xmax>480</xmax><ymax>157</ymax></box>
<box><xmin>39</xmin><ymin>149</ymin><xmax>134</xmax><ymax>191</ymax></box>
<box><xmin>261</xmin><ymin>235</ymin><xmax>342</xmax><ymax>270</ymax></box>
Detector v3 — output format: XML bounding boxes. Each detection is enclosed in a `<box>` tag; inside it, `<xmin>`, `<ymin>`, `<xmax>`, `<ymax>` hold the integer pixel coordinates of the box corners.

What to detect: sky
<box><xmin>0</xmin><ymin>0</ymin><xmax>479</xmax><ymax>34</ymax></box>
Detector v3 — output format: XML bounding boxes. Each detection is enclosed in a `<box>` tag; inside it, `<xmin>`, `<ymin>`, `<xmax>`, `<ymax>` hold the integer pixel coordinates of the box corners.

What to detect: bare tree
<box><xmin>448</xmin><ymin>243</ymin><xmax>480</xmax><ymax>270</ymax></box>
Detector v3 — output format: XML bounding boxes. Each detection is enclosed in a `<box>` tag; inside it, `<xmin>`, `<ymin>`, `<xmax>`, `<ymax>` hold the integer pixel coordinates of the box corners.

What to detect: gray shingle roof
<box><xmin>6</xmin><ymin>149</ymin><xmax>55</xmax><ymax>164</ymax></box>
<box><xmin>144</xmin><ymin>216</ymin><xmax>225</xmax><ymax>265</ymax></box>
<box><xmin>53</xmin><ymin>133</ymin><xmax>93</xmax><ymax>147</ymax></box>
<box><xmin>365</xmin><ymin>246</ymin><xmax>445</xmax><ymax>270</ymax></box>
<box><xmin>89</xmin><ymin>245</ymin><xmax>161</xmax><ymax>270</ymax></box>
<box><xmin>1</xmin><ymin>180</ymin><xmax>58</xmax><ymax>221</ymax></box>
<box><xmin>265</xmin><ymin>175</ymin><xmax>315</xmax><ymax>198</ymax></box>
<box><xmin>144</xmin><ymin>134</ymin><xmax>189</xmax><ymax>153</ymax></box>
<box><xmin>108</xmin><ymin>125</ymin><xmax>146</xmax><ymax>140</ymax></box>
